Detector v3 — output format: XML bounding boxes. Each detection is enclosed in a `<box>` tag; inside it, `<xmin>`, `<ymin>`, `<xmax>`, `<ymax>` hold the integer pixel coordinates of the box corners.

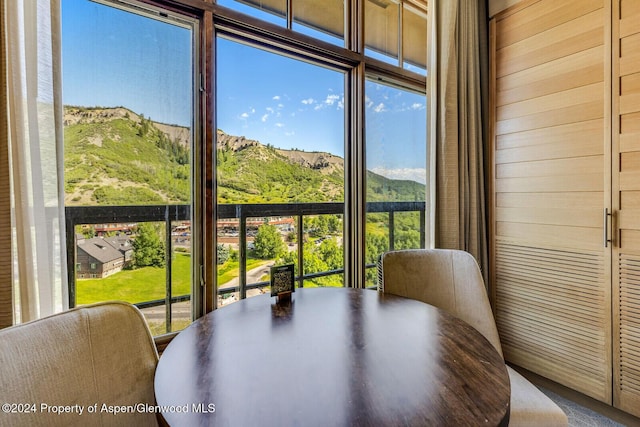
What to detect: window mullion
<box><xmin>345</xmin><ymin>63</ymin><xmax>366</xmax><ymax>289</ymax></box>
<box><xmin>286</xmin><ymin>0</ymin><xmax>293</xmax><ymax>29</ymax></box>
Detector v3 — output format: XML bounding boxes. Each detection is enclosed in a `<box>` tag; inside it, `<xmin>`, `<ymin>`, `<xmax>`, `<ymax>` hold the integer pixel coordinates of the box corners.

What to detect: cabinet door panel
<box><xmin>490</xmin><ymin>0</ymin><xmax>612</xmax><ymax>403</ymax></box>
<box><xmin>614</xmin><ymin>0</ymin><xmax>640</xmax><ymax>416</ymax></box>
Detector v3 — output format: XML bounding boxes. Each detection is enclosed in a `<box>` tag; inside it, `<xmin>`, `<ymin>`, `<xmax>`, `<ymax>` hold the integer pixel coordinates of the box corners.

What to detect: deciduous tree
<box><xmin>254</xmin><ymin>224</ymin><xmax>286</xmax><ymax>259</ymax></box>
<box><xmin>133</xmin><ymin>223</ymin><xmax>165</xmax><ymax>268</ymax></box>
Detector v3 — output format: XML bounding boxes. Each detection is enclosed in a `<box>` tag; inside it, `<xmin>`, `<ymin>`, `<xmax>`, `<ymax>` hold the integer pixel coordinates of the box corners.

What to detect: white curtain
<box><xmin>5</xmin><ymin>0</ymin><xmax>67</xmax><ymax>322</ymax></box>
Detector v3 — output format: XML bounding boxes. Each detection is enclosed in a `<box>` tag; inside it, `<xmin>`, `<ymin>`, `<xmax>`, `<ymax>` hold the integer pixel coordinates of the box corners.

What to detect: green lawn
<box><xmin>218</xmin><ymin>259</ymin><xmax>267</xmax><ymax>283</ymax></box>
<box><xmin>77</xmin><ymin>254</ymin><xmax>270</xmax><ymax>305</ymax></box>
<box><xmin>77</xmin><ymin>253</ymin><xmax>192</xmax><ymax>305</ymax></box>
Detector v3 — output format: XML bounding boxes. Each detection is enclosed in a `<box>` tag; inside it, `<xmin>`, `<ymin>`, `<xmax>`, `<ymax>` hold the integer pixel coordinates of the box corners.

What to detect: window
<box><xmin>364</xmin><ymin>0</ymin><xmax>427</xmax><ymax>74</ymax></box>
<box><xmin>61</xmin><ymin>0</ymin><xmax>198</xmax><ymax>335</ymax></box>
<box><xmin>292</xmin><ymin>0</ymin><xmax>345</xmax><ymax>45</ymax></box>
<box><xmin>218</xmin><ymin>0</ymin><xmax>346</xmax><ymax>46</ymax></box>
<box><xmin>213</xmin><ymin>0</ymin><xmax>428</xmax><ymax>297</ymax></box>
<box><xmin>402</xmin><ymin>1</ymin><xmax>428</xmax><ymax>74</ymax></box>
<box><xmin>59</xmin><ymin>0</ymin><xmax>428</xmax><ymax>323</ymax></box>
<box><xmin>216</xmin><ymin>37</ymin><xmax>346</xmax><ymax>305</ymax></box>
<box><xmin>365</xmin><ymin>0</ymin><xmax>399</xmax><ymax>65</ymax></box>
<box><xmin>217</xmin><ymin>0</ymin><xmax>287</xmax><ymax>26</ymax></box>
<box><xmin>364</xmin><ymin>79</ymin><xmax>427</xmax><ymax>286</ymax></box>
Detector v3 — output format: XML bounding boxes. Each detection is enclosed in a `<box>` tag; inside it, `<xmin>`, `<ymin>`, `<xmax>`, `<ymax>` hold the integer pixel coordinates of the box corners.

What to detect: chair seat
<box><xmin>508</xmin><ymin>366</ymin><xmax>568</xmax><ymax>427</ymax></box>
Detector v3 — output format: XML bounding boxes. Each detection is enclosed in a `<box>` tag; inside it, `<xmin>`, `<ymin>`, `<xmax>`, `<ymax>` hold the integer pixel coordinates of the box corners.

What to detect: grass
<box><xmin>217</xmin><ymin>258</ymin><xmax>267</xmax><ymax>283</ymax></box>
<box><xmin>77</xmin><ymin>253</ymin><xmax>192</xmax><ymax>305</ymax></box>
<box><xmin>148</xmin><ymin>319</ymin><xmax>192</xmax><ymax>336</ymax></box>
<box><xmin>76</xmin><ymin>253</ymin><xmax>270</xmax><ymax>305</ymax></box>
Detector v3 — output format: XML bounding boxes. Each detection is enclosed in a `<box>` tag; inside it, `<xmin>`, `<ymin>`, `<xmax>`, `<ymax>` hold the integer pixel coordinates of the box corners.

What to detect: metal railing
<box><xmin>66</xmin><ymin>201</ymin><xmax>425</xmax><ymax>332</ymax></box>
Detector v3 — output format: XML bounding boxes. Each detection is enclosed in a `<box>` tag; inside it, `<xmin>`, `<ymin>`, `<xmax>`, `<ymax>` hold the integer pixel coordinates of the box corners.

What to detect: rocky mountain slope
<box><xmin>64</xmin><ymin>106</ymin><xmax>425</xmax><ymax>206</ymax></box>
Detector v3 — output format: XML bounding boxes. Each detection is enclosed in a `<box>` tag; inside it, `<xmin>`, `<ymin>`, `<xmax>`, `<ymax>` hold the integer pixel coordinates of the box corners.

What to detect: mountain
<box><xmin>64</xmin><ymin>106</ymin><xmax>190</xmax><ymax>206</ymax></box>
<box><xmin>64</xmin><ymin>106</ymin><xmax>425</xmax><ymax>206</ymax></box>
<box><xmin>216</xmin><ymin>130</ymin><xmax>345</xmax><ymax>203</ymax></box>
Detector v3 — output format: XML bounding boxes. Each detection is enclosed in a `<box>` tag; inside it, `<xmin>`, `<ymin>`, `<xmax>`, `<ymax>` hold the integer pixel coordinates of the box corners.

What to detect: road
<box><xmin>140</xmin><ymin>260</ymin><xmax>274</xmax><ymax>320</ymax></box>
<box><xmin>218</xmin><ymin>260</ymin><xmax>274</xmax><ymax>291</ymax></box>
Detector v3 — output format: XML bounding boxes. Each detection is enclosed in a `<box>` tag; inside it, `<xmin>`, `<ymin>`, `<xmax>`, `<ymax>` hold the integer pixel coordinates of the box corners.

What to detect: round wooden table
<box><xmin>154</xmin><ymin>288</ymin><xmax>510</xmax><ymax>426</ymax></box>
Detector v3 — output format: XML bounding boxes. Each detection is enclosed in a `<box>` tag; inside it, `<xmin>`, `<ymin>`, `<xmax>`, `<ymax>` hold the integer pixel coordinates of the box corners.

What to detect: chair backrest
<box><xmin>0</xmin><ymin>301</ymin><xmax>159</xmax><ymax>427</ymax></box>
<box><xmin>379</xmin><ymin>249</ymin><xmax>503</xmax><ymax>358</ymax></box>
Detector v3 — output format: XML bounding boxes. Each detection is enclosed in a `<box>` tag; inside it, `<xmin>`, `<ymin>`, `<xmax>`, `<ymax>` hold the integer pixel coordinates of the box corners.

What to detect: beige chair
<box><xmin>379</xmin><ymin>249</ymin><xmax>568</xmax><ymax>427</ymax></box>
<box><xmin>0</xmin><ymin>301</ymin><xmax>159</xmax><ymax>427</ymax></box>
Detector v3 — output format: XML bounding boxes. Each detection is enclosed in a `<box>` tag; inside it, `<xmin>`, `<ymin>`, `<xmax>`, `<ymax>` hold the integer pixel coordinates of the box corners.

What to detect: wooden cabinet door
<box><xmin>613</xmin><ymin>0</ymin><xmax>640</xmax><ymax>417</ymax></box>
<box><xmin>490</xmin><ymin>0</ymin><xmax>612</xmax><ymax>403</ymax></box>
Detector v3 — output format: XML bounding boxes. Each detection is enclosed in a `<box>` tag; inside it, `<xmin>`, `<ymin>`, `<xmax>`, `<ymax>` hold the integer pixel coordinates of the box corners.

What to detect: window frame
<box><xmin>129</xmin><ymin>0</ymin><xmax>429</xmax><ymax>315</ymax></box>
<box><xmin>211</xmin><ymin>0</ymin><xmax>428</xmax><ymax>298</ymax></box>
<box><xmin>61</xmin><ymin>0</ymin><xmax>205</xmax><ymax>330</ymax></box>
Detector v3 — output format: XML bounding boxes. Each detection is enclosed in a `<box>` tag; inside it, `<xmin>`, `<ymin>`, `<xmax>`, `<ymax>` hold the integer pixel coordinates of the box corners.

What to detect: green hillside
<box><xmin>64</xmin><ymin>106</ymin><xmax>190</xmax><ymax>206</ymax></box>
<box><xmin>64</xmin><ymin>106</ymin><xmax>425</xmax><ymax>206</ymax></box>
<box><xmin>216</xmin><ymin>142</ymin><xmax>344</xmax><ymax>203</ymax></box>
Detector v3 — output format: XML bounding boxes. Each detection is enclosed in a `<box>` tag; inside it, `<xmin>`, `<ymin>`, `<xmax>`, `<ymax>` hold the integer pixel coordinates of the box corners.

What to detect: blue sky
<box><xmin>61</xmin><ymin>0</ymin><xmax>426</xmax><ymax>182</ymax></box>
<box><xmin>216</xmin><ymin>37</ymin><xmax>345</xmax><ymax>156</ymax></box>
<box><xmin>61</xmin><ymin>0</ymin><xmax>192</xmax><ymax>126</ymax></box>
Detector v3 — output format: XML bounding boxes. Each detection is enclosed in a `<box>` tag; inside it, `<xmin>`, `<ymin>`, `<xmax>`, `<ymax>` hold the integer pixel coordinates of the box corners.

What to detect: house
<box><xmin>76</xmin><ymin>235</ymin><xmax>134</xmax><ymax>279</ymax></box>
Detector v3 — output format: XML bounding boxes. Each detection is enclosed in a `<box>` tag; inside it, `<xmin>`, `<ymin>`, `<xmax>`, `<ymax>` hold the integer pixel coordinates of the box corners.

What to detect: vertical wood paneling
<box><xmin>613</xmin><ymin>0</ymin><xmax>640</xmax><ymax>416</ymax></box>
<box><xmin>490</xmin><ymin>0</ymin><xmax>611</xmax><ymax>402</ymax></box>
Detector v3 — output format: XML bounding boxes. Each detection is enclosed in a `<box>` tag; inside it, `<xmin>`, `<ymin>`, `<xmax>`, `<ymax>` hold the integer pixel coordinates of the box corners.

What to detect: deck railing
<box><xmin>65</xmin><ymin>201</ymin><xmax>425</xmax><ymax>332</ymax></box>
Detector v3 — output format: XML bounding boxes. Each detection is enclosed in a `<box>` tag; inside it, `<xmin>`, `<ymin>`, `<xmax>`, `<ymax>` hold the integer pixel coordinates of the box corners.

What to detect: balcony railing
<box><xmin>65</xmin><ymin>201</ymin><xmax>425</xmax><ymax>333</ymax></box>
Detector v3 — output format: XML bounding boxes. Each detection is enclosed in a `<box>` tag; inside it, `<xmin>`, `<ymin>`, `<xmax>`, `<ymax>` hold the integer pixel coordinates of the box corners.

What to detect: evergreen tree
<box><xmin>217</xmin><ymin>243</ymin><xmax>230</xmax><ymax>265</ymax></box>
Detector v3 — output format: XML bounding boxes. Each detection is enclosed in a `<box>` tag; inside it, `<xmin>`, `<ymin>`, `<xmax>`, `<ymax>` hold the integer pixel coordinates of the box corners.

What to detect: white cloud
<box><xmin>411</xmin><ymin>103</ymin><xmax>424</xmax><ymax>110</ymax></box>
<box><xmin>273</xmin><ymin>95</ymin><xmax>281</xmax><ymax>100</ymax></box>
<box><xmin>301</xmin><ymin>98</ymin><xmax>315</xmax><ymax>105</ymax></box>
<box><xmin>261</xmin><ymin>114</ymin><xmax>269</xmax><ymax>122</ymax></box>
<box><xmin>325</xmin><ymin>94</ymin><xmax>340</xmax><ymax>106</ymax></box>
<box><xmin>285</xmin><ymin>131</ymin><xmax>295</xmax><ymax>136</ymax></box>
<box><xmin>266</xmin><ymin>107</ymin><xmax>275</xmax><ymax>114</ymax></box>
<box><xmin>373</xmin><ymin>103</ymin><xmax>386</xmax><ymax>113</ymax></box>
<box><xmin>278</xmin><ymin>103</ymin><xmax>284</xmax><ymax>109</ymax></box>
<box><xmin>240</xmin><ymin>112</ymin><xmax>249</xmax><ymax>118</ymax></box>
<box><xmin>275</xmin><ymin>122</ymin><xmax>285</xmax><ymax>128</ymax></box>
<box><xmin>370</xmin><ymin>167</ymin><xmax>427</xmax><ymax>185</ymax></box>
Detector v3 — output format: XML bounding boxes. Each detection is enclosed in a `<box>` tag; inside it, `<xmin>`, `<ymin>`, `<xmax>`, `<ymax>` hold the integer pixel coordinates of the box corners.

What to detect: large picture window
<box><xmin>61</xmin><ymin>0</ymin><xmax>198</xmax><ymax>334</ymax></box>
<box><xmin>59</xmin><ymin>0</ymin><xmax>428</xmax><ymax>326</ymax></box>
<box><xmin>364</xmin><ymin>79</ymin><xmax>427</xmax><ymax>286</ymax></box>
<box><xmin>215</xmin><ymin>37</ymin><xmax>346</xmax><ymax>305</ymax></box>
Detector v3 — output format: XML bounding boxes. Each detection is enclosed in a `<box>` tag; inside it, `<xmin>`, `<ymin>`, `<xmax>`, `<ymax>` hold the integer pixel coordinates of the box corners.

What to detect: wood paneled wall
<box><xmin>490</xmin><ymin>0</ymin><xmax>612</xmax><ymax>403</ymax></box>
<box><xmin>613</xmin><ymin>0</ymin><xmax>640</xmax><ymax>415</ymax></box>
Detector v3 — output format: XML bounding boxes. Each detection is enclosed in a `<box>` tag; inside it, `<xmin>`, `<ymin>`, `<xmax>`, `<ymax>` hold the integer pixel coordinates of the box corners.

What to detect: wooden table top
<box><xmin>154</xmin><ymin>287</ymin><xmax>510</xmax><ymax>426</ymax></box>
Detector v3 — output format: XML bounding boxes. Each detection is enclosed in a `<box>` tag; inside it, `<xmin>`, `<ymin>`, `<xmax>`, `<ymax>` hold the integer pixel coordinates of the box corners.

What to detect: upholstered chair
<box><xmin>0</xmin><ymin>301</ymin><xmax>159</xmax><ymax>427</ymax></box>
<box><xmin>379</xmin><ymin>249</ymin><xmax>568</xmax><ymax>427</ymax></box>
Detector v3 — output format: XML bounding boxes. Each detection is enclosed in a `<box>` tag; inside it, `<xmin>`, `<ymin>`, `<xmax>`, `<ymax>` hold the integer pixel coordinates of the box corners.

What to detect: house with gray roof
<box><xmin>76</xmin><ymin>235</ymin><xmax>133</xmax><ymax>279</ymax></box>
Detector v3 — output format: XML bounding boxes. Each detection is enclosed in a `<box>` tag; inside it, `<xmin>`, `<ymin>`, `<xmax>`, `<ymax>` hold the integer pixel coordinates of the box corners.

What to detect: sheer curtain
<box><xmin>5</xmin><ymin>0</ymin><xmax>67</xmax><ymax>323</ymax></box>
<box><xmin>433</xmin><ymin>0</ymin><xmax>489</xmax><ymax>282</ymax></box>
<box><xmin>1</xmin><ymin>1</ymin><xmax>10</xmax><ymax>328</ymax></box>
